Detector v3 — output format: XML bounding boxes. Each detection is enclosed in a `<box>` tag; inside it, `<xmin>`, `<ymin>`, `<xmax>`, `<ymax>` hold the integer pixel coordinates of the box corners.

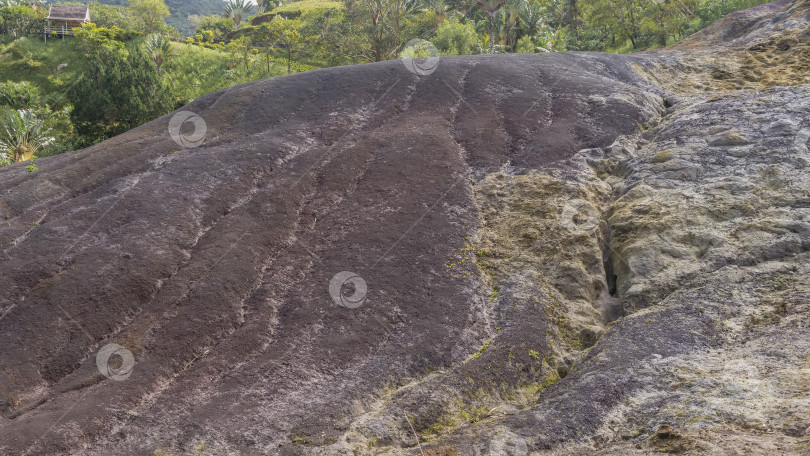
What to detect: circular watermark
<box><xmin>400</xmin><ymin>39</ymin><xmax>440</xmax><ymax>76</ymax></box>
<box><xmin>329</xmin><ymin>271</ymin><xmax>367</xmax><ymax>309</ymax></box>
<box><xmin>489</xmin><ymin>428</ymin><xmax>528</xmax><ymax>455</ymax></box>
<box><xmin>168</xmin><ymin>111</ymin><xmax>207</xmax><ymax>148</ymax></box>
<box><xmin>559</xmin><ymin>199</ymin><xmax>601</xmax><ymax>234</ymax></box>
<box><xmin>96</xmin><ymin>343</ymin><xmax>135</xmax><ymax>381</ymax></box>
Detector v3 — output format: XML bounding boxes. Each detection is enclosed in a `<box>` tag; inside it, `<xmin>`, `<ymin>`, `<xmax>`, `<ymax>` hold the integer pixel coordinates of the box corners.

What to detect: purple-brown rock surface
<box><xmin>1</xmin><ymin>0</ymin><xmax>809</xmax><ymax>454</ymax></box>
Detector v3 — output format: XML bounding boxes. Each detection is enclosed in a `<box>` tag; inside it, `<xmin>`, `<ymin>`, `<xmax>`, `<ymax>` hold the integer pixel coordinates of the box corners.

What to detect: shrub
<box><xmin>89</xmin><ymin>3</ymin><xmax>138</xmax><ymax>31</ymax></box>
<box><xmin>74</xmin><ymin>23</ymin><xmax>128</xmax><ymax>54</ymax></box>
<box><xmin>432</xmin><ymin>19</ymin><xmax>483</xmax><ymax>56</ymax></box>
<box><xmin>536</xmin><ymin>26</ymin><xmax>570</xmax><ymax>52</ymax></box>
<box><xmin>515</xmin><ymin>35</ymin><xmax>535</xmax><ymax>53</ymax></box>
<box><xmin>0</xmin><ymin>81</ymin><xmax>40</xmax><ymax>109</ymax></box>
<box><xmin>195</xmin><ymin>15</ymin><xmax>234</xmax><ymax>41</ymax></box>
<box><xmin>68</xmin><ymin>40</ymin><xmax>172</xmax><ymax>144</ymax></box>
<box><xmin>0</xmin><ymin>5</ymin><xmax>43</xmax><ymax>38</ymax></box>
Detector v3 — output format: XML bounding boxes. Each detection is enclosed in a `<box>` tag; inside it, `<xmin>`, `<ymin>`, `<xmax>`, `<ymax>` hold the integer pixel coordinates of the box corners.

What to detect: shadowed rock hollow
<box><xmin>1</xmin><ymin>1</ymin><xmax>809</xmax><ymax>454</ymax></box>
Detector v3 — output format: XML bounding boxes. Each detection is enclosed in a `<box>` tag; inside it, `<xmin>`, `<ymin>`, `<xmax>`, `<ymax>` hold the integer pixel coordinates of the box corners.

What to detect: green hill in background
<box><xmin>95</xmin><ymin>0</ymin><xmax>226</xmax><ymax>36</ymax></box>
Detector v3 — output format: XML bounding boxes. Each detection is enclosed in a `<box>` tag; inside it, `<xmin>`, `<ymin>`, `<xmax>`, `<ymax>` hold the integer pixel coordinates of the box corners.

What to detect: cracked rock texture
<box><xmin>1</xmin><ymin>0</ymin><xmax>809</xmax><ymax>455</ymax></box>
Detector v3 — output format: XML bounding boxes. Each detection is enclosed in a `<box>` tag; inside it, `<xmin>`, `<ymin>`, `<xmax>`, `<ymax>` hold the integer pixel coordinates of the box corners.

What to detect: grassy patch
<box><xmin>273</xmin><ymin>0</ymin><xmax>344</xmax><ymax>15</ymax></box>
<box><xmin>165</xmin><ymin>42</ymin><xmax>286</xmax><ymax>102</ymax></box>
<box><xmin>0</xmin><ymin>37</ymin><xmax>87</xmax><ymax>97</ymax></box>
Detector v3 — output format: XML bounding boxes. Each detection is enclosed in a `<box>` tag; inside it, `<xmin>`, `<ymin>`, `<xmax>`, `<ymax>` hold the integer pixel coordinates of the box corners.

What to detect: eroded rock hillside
<box><xmin>1</xmin><ymin>0</ymin><xmax>809</xmax><ymax>454</ymax></box>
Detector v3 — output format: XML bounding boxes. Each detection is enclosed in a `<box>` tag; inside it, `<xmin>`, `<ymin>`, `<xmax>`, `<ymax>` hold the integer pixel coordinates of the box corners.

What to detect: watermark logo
<box><xmin>329</xmin><ymin>271</ymin><xmax>368</xmax><ymax>309</ymax></box>
<box><xmin>560</xmin><ymin>199</ymin><xmax>601</xmax><ymax>234</ymax></box>
<box><xmin>489</xmin><ymin>427</ymin><xmax>528</xmax><ymax>455</ymax></box>
<box><xmin>168</xmin><ymin>111</ymin><xmax>207</xmax><ymax>148</ymax></box>
<box><xmin>96</xmin><ymin>343</ymin><xmax>135</xmax><ymax>381</ymax></box>
<box><xmin>400</xmin><ymin>39</ymin><xmax>440</xmax><ymax>76</ymax></box>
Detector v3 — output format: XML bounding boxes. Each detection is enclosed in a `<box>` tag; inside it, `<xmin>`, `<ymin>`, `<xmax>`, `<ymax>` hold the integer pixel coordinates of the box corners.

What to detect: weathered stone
<box><xmin>0</xmin><ymin>0</ymin><xmax>809</xmax><ymax>455</ymax></box>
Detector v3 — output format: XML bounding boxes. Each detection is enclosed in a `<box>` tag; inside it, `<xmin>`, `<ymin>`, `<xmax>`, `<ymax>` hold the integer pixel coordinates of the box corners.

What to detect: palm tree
<box><xmin>476</xmin><ymin>0</ymin><xmax>508</xmax><ymax>53</ymax></box>
<box><xmin>224</xmin><ymin>0</ymin><xmax>255</xmax><ymax>27</ymax></box>
<box><xmin>501</xmin><ymin>0</ymin><xmax>521</xmax><ymax>50</ymax></box>
<box><xmin>0</xmin><ymin>110</ymin><xmax>53</xmax><ymax>163</ymax></box>
<box><xmin>518</xmin><ymin>0</ymin><xmax>544</xmax><ymax>38</ymax></box>
<box><xmin>145</xmin><ymin>34</ymin><xmax>173</xmax><ymax>75</ymax></box>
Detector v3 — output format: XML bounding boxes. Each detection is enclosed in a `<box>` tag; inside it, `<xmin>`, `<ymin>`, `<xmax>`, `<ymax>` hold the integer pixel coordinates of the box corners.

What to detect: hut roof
<box><xmin>47</xmin><ymin>5</ymin><xmax>90</xmax><ymax>22</ymax></box>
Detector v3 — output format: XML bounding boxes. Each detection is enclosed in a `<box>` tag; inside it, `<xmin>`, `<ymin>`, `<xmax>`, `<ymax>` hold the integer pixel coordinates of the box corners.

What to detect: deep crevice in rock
<box><xmin>600</xmin><ymin>222</ymin><xmax>622</xmax><ymax>324</ymax></box>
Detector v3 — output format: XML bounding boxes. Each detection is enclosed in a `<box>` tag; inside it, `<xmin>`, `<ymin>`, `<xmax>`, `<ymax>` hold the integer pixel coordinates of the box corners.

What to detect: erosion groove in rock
<box><xmin>1</xmin><ymin>1</ymin><xmax>809</xmax><ymax>455</ymax></box>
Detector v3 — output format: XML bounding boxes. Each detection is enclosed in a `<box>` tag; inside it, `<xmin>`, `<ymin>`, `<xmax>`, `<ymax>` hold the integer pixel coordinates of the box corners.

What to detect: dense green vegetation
<box><xmin>0</xmin><ymin>0</ymin><xmax>771</xmax><ymax>168</ymax></box>
<box><xmin>95</xmin><ymin>0</ymin><xmax>227</xmax><ymax>36</ymax></box>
